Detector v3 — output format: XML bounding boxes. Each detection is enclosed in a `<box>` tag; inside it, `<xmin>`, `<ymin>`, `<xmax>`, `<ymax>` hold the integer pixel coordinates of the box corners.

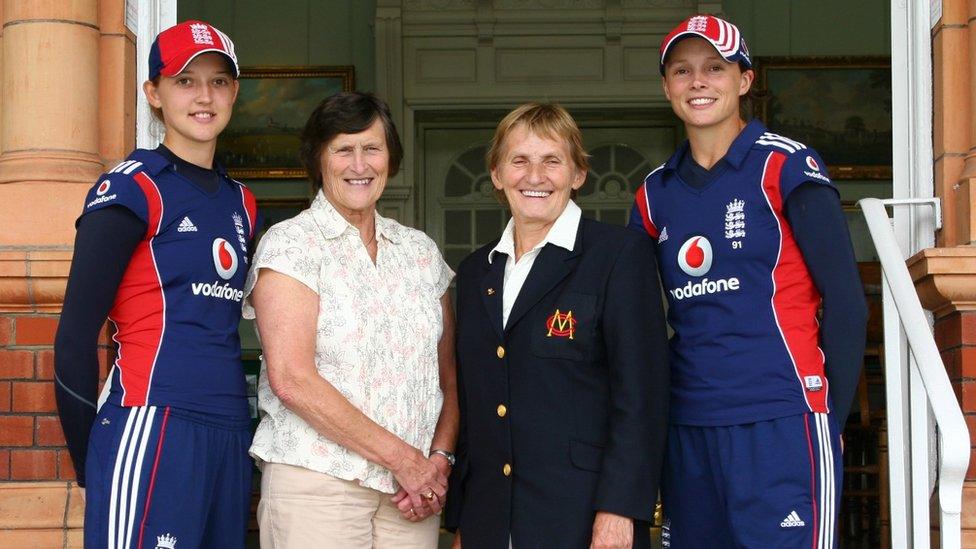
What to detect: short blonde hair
<box><xmin>486</xmin><ymin>103</ymin><xmax>589</xmax><ymax>205</ymax></box>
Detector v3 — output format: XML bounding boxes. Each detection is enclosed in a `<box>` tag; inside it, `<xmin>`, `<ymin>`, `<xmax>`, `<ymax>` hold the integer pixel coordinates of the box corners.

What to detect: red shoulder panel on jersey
<box><xmin>238</xmin><ymin>185</ymin><xmax>258</xmax><ymax>237</ymax></box>
<box><xmin>111</xmin><ymin>172</ymin><xmax>167</xmax><ymax>406</ymax></box>
<box><xmin>633</xmin><ymin>184</ymin><xmax>659</xmax><ymax>238</ymax></box>
<box><xmin>759</xmin><ymin>151</ymin><xmax>829</xmax><ymax>414</ymax></box>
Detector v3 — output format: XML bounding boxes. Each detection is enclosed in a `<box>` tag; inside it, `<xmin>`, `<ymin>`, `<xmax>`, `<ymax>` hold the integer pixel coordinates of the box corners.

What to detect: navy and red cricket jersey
<box><xmin>629</xmin><ymin>119</ymin><xmax>836</xmax><ymax>427</ymax></box>
<box><xmin>80</xmin><ymin>148</ymin><xmax>258</xmax><ymax>419</ymax></box>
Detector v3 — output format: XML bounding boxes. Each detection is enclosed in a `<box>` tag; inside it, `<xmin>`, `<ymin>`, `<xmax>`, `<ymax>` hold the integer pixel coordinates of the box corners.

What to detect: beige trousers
<box><xmin>257</xmin><ymin>462</ymin><xmax>440</xmax><ymax>549</ymax></box>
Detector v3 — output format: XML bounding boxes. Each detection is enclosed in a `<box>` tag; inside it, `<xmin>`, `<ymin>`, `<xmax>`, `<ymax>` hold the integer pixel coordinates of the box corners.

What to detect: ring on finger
<box><xmin>422</xmin><ymin>489</ymin><xmax>435</xmax><ymax>500</ymax></box>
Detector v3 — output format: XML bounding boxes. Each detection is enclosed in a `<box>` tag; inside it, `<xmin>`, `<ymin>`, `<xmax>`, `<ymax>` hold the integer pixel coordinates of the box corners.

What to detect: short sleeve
<box><xmin>78</xmin><ymin>172</ymin><xmax>150</xmax><ymax>227</ymax></box>
<box><xmin>242</xmin><ymin>222</ymin><xmax>321</xmax><ymax>319</ymax></box>
<box><xmin>779</xmin><ymin>147</ymin><xmax>837</xmax><ymax>201</ymax></box>
<box><xmin>417</xmin><ymin>233</ymin><xmax>454</xmax><ymax>298</ymax></box>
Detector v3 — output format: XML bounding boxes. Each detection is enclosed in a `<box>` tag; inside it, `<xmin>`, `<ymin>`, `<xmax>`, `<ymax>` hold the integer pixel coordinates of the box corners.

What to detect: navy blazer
<box><xmin>446</xmin><ymin>217</ymin><xmax>670</xmax><ymax>549</ymax></box>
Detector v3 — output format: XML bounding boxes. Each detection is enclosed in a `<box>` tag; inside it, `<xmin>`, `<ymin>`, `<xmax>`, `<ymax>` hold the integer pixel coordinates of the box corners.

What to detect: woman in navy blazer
<box><xmin>445</xmin><ymin>103</ymin><xmax>670</xmax><ymax>549</ymax></box>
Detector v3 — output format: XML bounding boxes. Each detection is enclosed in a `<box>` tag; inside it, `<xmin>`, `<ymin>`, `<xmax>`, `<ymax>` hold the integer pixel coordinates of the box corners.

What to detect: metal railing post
<box><xmin>858</xmin><ymin>197</ymin><xmax>968</xmax><ymax>549</ymax></box>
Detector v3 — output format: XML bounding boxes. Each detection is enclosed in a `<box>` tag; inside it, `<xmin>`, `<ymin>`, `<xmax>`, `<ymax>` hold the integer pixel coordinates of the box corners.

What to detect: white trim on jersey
<box><xmin>107</xmin><ymin>319</ymin><xmax>124</xmax><ymax>406</ymax></box>
<box><xmin>763</xmin><ymin>132</ymin><xmax>807</xmax><ymax>151</ymax></box>
<box><xmin>641</xmin><ymin>164</ymin><xmax>666</xmax><ymax>235</ymax></box>
<box><xmin>108</xmin><ymin>160</ymin><xmax>132</xmax><ymax>174</ymax></box>
<box><xmin>814</xmin><ymin>413</ymin><xmax>836</xmax><ymax>549</ymax></box>
<box><xmin>755</xmin><ymin>139</ymin><xmax>798</xmax><ymax>154</ymax></box>
<box><xmin>758</xmin><ymin>133</ymin><xmax>809</xmax><ymax>155</ymax></box>
<box><xmin>109</xmin><ymin>160</ymin><xmax>144</xmax><ymax>174</ymax></box>
<box><xmin>644</xmin><ymin>163</ymin><xmax>666</xmax><ymax>182</ymax></box>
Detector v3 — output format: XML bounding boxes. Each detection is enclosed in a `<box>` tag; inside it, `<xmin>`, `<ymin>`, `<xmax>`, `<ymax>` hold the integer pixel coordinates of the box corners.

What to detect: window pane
<box><xmin>445</xmin><ymin>248</ymin><xmax>470</xmax><ymax>270</ymax></box>
<box><xmin>614</xmin><ymin>146</ymin><xmax>645</xmax><ymax>176</ymax></box>
<box><xmin>589</xmin><ymin>145</ymin><xmax>611</xmax><ymax>174</ymax></box>
<box><xmin>459</xmin><ymin>146</ymin><xmax>489</xmax><ymax>176</ymax></box>
<box><xmin>445</xmin><ymin>210</ymin><xmax>472</xmax><ymax>245</ymax></box>
<box><xmin>445</xmin><ymin>166</ymin><xmax>471</xmax><ymax>197</ymax></box>
<box><xmin>476</xmin><ymin>209</ymin><xmax>504</xmax><ymax>245</ymax></box>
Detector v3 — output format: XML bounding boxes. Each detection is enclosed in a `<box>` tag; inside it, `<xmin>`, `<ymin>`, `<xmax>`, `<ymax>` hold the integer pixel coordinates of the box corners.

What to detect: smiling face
<box><xmin>144</xmin><ymin>53</ymin><xmax>238</xmax><ymax>156</ymax></box>
<box><xmin>662</xmin><ymin>36</ymin><xmax>753</xmax><ymax>132</ymax></box>
<box><xmin>491</xmin><ymin>124</ymin><xmax>586</xmax><ymax>231</ymax></box>
<box><xmin>318</xmin><ymin>118</ymin><xmax>389</xmax><ymax>219</ymax></box>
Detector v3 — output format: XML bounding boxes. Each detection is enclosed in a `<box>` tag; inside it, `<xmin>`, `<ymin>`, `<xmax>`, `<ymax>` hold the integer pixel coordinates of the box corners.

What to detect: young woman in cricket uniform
<box><xmin>55</xmin><ymin>20</ymin><xmax>258</xmax><ymax>548</ymax></box>
<box><xmin>630</xmin><ymin>15</ymin><xmax>867</xmax><ymax>548</ymax></box>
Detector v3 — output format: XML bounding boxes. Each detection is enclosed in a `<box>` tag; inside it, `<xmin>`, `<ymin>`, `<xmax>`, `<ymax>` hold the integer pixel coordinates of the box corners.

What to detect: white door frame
<box><xmin>888</xmin><ymin>1</ymin><xmax>938</xmax><ymax>546</ymax></box>
<box><xmin>134</xmin><ymin>0</ymin><xmax>177</xmax><ymax>149</ymax></box>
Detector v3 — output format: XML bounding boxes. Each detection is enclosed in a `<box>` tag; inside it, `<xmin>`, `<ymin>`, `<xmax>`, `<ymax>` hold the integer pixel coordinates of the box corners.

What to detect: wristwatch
<box><xmin>430</xmin><ymin>448</ymin><xmax>456</xmax><ymax>466</ymax></box>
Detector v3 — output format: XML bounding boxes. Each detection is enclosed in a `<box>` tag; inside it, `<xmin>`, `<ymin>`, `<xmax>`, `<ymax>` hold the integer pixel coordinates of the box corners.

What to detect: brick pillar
<box><xmin>918</xmin><ymin>0</ymin><xmax>976</xmax><ymax>545</ymax></box>
<box><xmin>0</xmin><ymin>1</ymin><xmax>133</xmax><ymax>546</ymax></box>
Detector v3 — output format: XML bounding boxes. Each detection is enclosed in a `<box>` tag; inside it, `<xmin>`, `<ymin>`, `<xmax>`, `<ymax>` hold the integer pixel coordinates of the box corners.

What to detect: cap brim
<box><xmin>160</xmin><ymin>49</ymin><xmax>240</xmax><ymax>78</ymax></box>
<box><xmin>659</xmin><ymin>31</ymin><xmax>734</xmax><ymax>74</ymax></box>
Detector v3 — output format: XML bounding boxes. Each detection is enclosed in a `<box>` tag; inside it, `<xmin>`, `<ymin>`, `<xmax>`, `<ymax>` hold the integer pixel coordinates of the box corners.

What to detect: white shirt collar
<box><xmin>488</xmin><ymin>200</ymin><xmax>581</xmax><ymax>264</ymax></box>
<box><xmin>310</xmin><ymin>190</ymin><xmax>404</xmax><ymax>244</ymax></box>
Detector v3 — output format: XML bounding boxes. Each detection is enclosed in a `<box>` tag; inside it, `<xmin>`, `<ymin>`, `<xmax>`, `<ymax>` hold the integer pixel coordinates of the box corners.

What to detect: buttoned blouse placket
<box><xmin>248</xmin><ymin>195</ymin><xmax>451</xmax><ymax>492</ymax></box>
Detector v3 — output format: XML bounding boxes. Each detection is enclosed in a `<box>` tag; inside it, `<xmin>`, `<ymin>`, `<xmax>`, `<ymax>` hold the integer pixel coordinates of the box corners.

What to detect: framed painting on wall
<box><xmin>256</xmin><ymin>198</ymin><xmax>312</xmax><ymax>233</ymax></box>
<box><xmin>218</xmin><ymin>66</ymin><xmax>355</xmax><ymax>179</ymax></box>
<box><xmin>753</xmin><ymin>57</ymin><xmax>891</xmax><ymax>180</ymax></box>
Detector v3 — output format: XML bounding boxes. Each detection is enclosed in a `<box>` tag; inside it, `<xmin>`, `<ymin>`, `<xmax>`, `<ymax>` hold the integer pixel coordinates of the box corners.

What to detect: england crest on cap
<box><xmin>659</xmin><ymin>15</ymin><xmax>752</xmax><ymax>74</ymax></box>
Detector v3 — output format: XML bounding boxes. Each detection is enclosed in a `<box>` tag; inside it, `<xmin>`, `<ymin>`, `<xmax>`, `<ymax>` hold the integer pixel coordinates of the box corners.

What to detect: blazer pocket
<box><xmin>530</xmin><ymin>292</ymin><xmax>596</xmax><ymax>361</ymax></box>
<box><xmin>569</xmin><ymin>439</ymin><xmax>604</xmax><ymax>473</ymax></box>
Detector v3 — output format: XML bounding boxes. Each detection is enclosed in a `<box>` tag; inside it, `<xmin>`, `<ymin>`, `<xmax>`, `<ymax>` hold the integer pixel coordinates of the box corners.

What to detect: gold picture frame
<box><xmin>753</xmin><ymin>57</ymin><xmax>891</xmax><ymax>180</ymax></box>
<box><xmin>218</xmin><ymin>66</ymin><xmax>355</xmax><ymax>179</ymax></box>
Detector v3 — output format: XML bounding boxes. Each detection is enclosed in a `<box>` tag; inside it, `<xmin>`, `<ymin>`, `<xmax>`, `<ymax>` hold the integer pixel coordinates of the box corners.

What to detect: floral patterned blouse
<box><xmin>242</xmin><ymin>192</ymin><xmax>454</xmax><ymax>494</ymax></box>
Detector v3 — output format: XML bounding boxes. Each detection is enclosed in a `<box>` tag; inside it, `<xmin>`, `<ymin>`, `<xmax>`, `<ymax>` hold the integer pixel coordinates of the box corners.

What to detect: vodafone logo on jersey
<box><xmin>212</xmin><ymin>238</ymin><xmax>239</xmax><ymax>280</ymax></box>
<box><xmin>96</xmin><ymin>180</ymin><xmax>111</xmax><ymax>196</ymax></box>
<box><xmin>677</xmin><ymin>236</ymin><xmax>713</xmax><ymax>277</ymax></box>
<box><xmin>190</xmin><ymin>239</ymin><xmax>244</xmax><ymax>302</ymax></box>
<box><xmin>805</xmin><ymin>155</ymin><xmax>820</xmax><ymax>171</ymax></box>
<box><xmin>670</xmin><ymin>235</ymin><xmax>741</xmax><ymax>301</ymax></box>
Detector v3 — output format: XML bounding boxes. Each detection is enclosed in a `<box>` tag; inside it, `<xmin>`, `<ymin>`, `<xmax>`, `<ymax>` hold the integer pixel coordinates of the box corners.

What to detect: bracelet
<box><xmin>430</xmin><ymin>448</ymin><xmax>456</xmax><ymax>466</ymax></box>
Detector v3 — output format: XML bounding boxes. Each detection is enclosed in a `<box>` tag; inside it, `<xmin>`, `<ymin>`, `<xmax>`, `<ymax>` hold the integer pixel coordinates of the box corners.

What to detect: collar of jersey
<box><xmin>663</xmin><ymin>119</ymin><xmax>769</xmax><ymax>178</ymax></box>
<box><xmin>128</xmin><ymin>148</ymin><xmax>232</xmax><ymax>181</ymax></box>
<box><xmin>310</xmin><ymin>190</ymin><xmax>404</xmax><ymax>244</ymax></box>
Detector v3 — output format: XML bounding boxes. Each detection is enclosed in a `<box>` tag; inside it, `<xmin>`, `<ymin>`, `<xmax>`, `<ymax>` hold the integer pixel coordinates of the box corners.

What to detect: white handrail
<box><xmin>859</xmin><ymin>197</ymin><xmax>969</xmax><ymax>548</ymax></box>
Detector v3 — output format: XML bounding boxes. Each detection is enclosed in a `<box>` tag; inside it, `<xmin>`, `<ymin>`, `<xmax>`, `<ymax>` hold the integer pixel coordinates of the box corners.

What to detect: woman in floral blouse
<box><xmin>244</xmin><ymin>91</ymin><xmax>458</xmax><ymax>548</ymax></box>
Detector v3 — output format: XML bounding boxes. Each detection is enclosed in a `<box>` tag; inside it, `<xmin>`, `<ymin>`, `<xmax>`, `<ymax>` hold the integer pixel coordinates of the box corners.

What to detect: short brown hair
<box><xmin>300</xmin><ymin>92</ymin><xmax>403</xmax><ymax>192</ymax></box>
<box><xmin>486</xmin><ymin>103</ymin><xmax>590</xmax><ymax>205</ymax></box>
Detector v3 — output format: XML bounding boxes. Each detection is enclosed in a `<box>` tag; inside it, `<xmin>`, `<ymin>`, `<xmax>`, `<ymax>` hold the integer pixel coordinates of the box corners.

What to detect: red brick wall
<box><xmin>936</xmin><ymin>311</ymin><xmax>976</xmax><ymax>480</ymax></box>
<box><xmin>0</xmin><ymin>314</ymin><xmax>111</xmax><ymax>482</ymax></box>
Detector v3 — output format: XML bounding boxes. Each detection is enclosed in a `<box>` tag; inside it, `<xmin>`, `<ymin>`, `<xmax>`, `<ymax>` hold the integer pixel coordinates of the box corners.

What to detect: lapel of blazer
<box><xmin>479</xmin><ymin>251</ymin><xmax>506</xmax><ymax>340</ymax></box>
<box><xmin>505</xmin><ymin>218</ymin><xmax>585</xmax><ymax>333</ymax></box>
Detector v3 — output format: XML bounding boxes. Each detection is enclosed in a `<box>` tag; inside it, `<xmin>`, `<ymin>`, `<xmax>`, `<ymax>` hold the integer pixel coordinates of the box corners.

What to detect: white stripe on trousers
<box><xmin>814</xmin><ymin>413</ymin><xmax>835</xmax><ymax>549</ymax></box>
<box><xmin>107</xmin><ymin>406</ymin><xmax>157</xmax><ymax>549</ymax></box>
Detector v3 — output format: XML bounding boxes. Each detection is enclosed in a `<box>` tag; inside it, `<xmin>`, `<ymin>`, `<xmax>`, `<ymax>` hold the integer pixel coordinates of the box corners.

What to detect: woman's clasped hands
<box><xmin>390</xmin><ymin>447</ymin><xmax>451</xmax><ymax>522</ymax></box>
